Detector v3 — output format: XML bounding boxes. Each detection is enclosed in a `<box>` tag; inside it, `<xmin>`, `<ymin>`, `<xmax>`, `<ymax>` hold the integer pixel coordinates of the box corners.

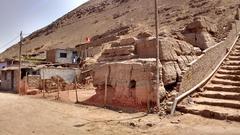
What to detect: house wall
<box><xmin>46</xmin><ymin>49</ymin><xmax>56</xmax><ymax>63</ymax></box>
<box><xmin>0</xmin><ymin>70</ymin><xmax>18</xmax><ymax>92</ymax></box>
<box><xmin>55</xmin><ymin>49</ymin><xmax>73</xmax><ymax>64</ymax></box>
<box><xmin>40</xmin><ymin>68</ymin><xmax>81</xmax><ymax>83</ymax></box>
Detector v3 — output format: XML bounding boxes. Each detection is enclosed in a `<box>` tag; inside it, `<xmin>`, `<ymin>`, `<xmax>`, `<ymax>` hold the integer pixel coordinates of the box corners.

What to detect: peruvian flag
<box><xmin>86</xmin><ymin>37</ymin><xmax>91</xmax><ymax>42</ymax></box>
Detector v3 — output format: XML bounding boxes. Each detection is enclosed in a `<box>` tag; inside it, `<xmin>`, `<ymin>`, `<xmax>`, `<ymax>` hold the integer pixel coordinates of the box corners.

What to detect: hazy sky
<box><xmin>0</xmin><ymin>0</ymin><xmax>88</xmax><ymax>52</ymax></box>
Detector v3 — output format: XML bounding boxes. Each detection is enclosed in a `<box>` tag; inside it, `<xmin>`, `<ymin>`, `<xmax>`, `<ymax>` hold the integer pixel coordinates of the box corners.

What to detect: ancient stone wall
<box><xmin>179</xmin><ymin>21</ymin><xmax>240</xmax><ymax>93</ymax></box>
<box><xmin>93</xmin><ymin>59</ymin><xmax>165</xmax><ymax>109</ymax></box>
<box><xmin>136</xmin><ymin>36</ymin><xmax>199</xmax><ymax>86</ymax></box>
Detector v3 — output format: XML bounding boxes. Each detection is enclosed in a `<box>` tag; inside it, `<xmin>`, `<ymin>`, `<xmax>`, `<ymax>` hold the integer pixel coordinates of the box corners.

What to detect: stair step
<box><xmin>217</xmin><ymin>69</ymin><xmax>240</xmax><ymax>75</ymax></box>
<box><xmin>204</xmin><ymin>84</ymin><xmax>240</xmax><ymax>93</ymax></box>
<box><xmin>221</xmin><ymin>65</ymin><xmax>240</xmax><ymax>70</ymax></box>
<box><xmin>228</xmin><ymin>56</ymin><xmax>240</xmax><ymax>61</ymax></box>
<box><xmin>230</xmin><ymin>51</ymin><xmax>240</xmax><ymax>55</ymax></box>
<box><xmin>234</xmin><ymin>47</ymin><xmax>240</xmax><ymax>51</ymax></box>
<box><xmin>223</xmin><ymin>61</ymin><xmax>240</xmax><ymax>66</ymax></box>
<box><xmin>177</xmin><ymin>104</ymin><xmax>240</xmax><ymax>122</ymax></box>
<box><xmin>211</xmin><ymin>78</ymin><xmax>240</xmax><ymax>86</ymax></box>
<box><xmin>215</xmin><ymin>74</ymin><xmax>240</xmax><ymax>81</ymax></box>
<box><xmin>98</xmin><ymin>53</ymin><xmax>136</xmax><ymax>61</ymax></box>
<box><xmin>200</xmin><ymin>91</ymin><xmax>240</xmax><ymax>100</ymax></box>
<box><xmin>193</xmin><ymin>97</ymin><xmax>240</xmax><ymax>109</ymax></box>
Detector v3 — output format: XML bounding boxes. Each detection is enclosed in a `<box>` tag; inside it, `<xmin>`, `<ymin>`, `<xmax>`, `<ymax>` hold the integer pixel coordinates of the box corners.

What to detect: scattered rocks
<box><xmin>146</xmin><ymin>123</ymin><xmax>154</xmax><ymax>127</ymax></box>
<box><xmin>129</xmin><ymin>122</ymin><xmax>136</xmax><ymax>127</ymax></box>
<box><xmin>137</xmin><ymin>31</ymin><xmax>152</xmax><ymax>39</ymax></box>
<box><xmin>170</xmin><ymin>119</ymin><xmax>181</xmax><ymax>124</ymax></box>
<box><xmin>120</xmin><ymin>37</ymin><xmax>137</xmax><ymax>46</ymax></box>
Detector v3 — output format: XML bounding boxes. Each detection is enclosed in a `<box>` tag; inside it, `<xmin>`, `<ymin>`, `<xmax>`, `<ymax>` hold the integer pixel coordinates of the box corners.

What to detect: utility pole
<box><xmin>155</xmin><ymin>0</ymin><xmax>160</xmax><ymax>110</ymax></box>
<box><xmin>18</xmin><ymin>31</ymin><xmax>23</xmax><ymax>95</ymax></box>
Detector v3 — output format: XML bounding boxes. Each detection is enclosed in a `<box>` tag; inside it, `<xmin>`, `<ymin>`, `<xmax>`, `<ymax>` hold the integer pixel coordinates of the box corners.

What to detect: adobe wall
<box><xmin>40</xmin><ymin>68</ymin><xmax>81</xmax><ymax>83</ymax></box>
<box><xmin>77</xmin><ymin>45</ymin><xmax>104</xmax><ymax>59</ymax></box>
<box><xmin>135</xmin><ymin>38</ymin><xmax>156</xmax><ymax>58</ymax></box>
<box><xmin>179</xmin><ymin>21</ymin><xmax>240</xmax><ymax>92</ymax></box>
<box><xmin>92</xmin><ymin>59</ymin><xmax>165</xmax><ymax>110</ymax></box>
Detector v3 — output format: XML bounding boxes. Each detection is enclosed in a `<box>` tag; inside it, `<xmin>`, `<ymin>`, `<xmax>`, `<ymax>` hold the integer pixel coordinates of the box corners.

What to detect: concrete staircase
<box><xmin>178</xmin><ymin>40</ymin><xmax>240</xmax><ymax>122</ymax></box>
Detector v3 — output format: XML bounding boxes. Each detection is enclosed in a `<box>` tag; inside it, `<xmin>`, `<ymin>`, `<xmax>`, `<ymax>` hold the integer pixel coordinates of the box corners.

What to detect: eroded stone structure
<box><xmin>183</xmin><ymin>16</ymin><xmax>217</xmax><ymax>50</ymax></box>
<box><xmin>91</xmin><ymin>30</ymin><xmax>201</xmax><ymax>110</ymax></box>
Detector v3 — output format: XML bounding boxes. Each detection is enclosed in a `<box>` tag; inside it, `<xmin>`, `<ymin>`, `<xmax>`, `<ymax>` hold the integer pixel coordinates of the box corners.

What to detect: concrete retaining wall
<box><xmin>179</xmin><ymin>21</ymin><xmax>240</xmax><ymax>92</ymax></box>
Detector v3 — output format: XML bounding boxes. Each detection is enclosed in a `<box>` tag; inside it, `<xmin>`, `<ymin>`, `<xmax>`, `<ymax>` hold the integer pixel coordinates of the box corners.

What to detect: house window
<box><xmin>60</xmin><ymin>53</ymin><xmax>67</xmax><ymax>58</ymax></box>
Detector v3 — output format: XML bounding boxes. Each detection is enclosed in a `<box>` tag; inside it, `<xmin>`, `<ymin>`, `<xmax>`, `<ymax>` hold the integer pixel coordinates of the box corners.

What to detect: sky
<box><xmin>0</xmin><ymin>0</ymin><xmax>88</xmax><ymax>53</ymax></box>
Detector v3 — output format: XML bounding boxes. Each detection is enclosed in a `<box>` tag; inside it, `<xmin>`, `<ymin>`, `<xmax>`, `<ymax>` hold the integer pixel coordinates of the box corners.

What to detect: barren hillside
<box><xmin>1</xmin><ymin>0</ymin><xmax>240</xmax><ymax>59</ymax></box>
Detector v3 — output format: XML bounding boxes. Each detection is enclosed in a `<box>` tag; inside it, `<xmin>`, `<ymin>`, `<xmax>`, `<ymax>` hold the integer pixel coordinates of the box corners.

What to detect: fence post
<box><xmin>104</xmin><ymin>73</ymin><xmax>108</xmax><ymax>107</ymax></box>
<box><xmin>75</xmin><ymin>78</ymin><xmax>79</xmax><ymax>103</ymax></box>
<box><xmin>42</xmin><ymin>69</ymin><xmax>46</xmax><ymax>98</ymax></box>
<box><xmin>57</xmin><ymin>77</ymin><xmax>60</xmax><ymax>100</ymax></box>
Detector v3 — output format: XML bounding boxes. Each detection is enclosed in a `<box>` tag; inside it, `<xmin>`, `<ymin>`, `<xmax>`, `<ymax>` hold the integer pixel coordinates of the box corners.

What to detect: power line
<box><xmin>0</xmin><ymin>35</ymin><xmax>20</xmax><ymax>51</ymax></box>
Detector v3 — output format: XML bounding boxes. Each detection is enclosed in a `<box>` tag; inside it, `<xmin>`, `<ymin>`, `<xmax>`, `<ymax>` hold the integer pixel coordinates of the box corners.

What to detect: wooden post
<box><xmin>42</xmin><ymin>69</ymin><xmax>46</xmax><ymax>98</ymax></box>
<box><xmin>155</xmin><ymin>0</ymin><xmax>160</xmax><ymax>111</ymax></box>
<box><xmin>57</xmin><ymin>78</ymin><xmax>60</xmax><ymax>100</ymax></box>
<box><xmin>75</xmin><ymin>78</ymin><xmax>79</xmax><ymax>103</ymax></box>
<box><xmin>24</xmin><ymin>72</ymin><xmax>28</xmax><ymax>94</ymax></box>
<box><xmin>18</xmin><ymin>31</ymin><xmax>23</xmax><ymax>95</ymax></box>
<box><xmin>104</xmin><ymin>73</ymin><xmax>108</xmax><ymax>107</ymax></box>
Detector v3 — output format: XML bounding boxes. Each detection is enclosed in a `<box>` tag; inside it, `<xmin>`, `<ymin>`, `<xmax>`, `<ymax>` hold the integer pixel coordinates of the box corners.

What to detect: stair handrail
<box><xmin>170</xmin><ymin>33</ymin><xmax>240</xmax><ymax>115</ymax></box>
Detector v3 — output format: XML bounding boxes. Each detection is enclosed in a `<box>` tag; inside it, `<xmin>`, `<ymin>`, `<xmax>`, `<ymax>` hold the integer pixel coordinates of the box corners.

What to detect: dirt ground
<box><xmin>0</xmin><ymin>91</ymin><xmax>240</xmax><ymax>135</ymax></box>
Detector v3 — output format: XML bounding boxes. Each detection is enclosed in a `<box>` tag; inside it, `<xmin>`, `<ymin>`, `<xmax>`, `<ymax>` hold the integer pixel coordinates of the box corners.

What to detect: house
<box><xmin>0</xmin><ymin>66</ymin><xmax>38</xmax><ymax>92</ymax></box>
<box><xmin>46</xmin><ymin>48</ymin><xmax>79</xmax><ymax>64</ymax></box>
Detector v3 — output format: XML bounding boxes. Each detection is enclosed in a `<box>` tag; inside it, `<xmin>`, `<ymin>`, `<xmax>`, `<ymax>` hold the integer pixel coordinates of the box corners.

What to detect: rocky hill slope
<box><xmin>0</xmin><ymin>0</ymin><xmax>240</xmax><ymax>59</ymax></box>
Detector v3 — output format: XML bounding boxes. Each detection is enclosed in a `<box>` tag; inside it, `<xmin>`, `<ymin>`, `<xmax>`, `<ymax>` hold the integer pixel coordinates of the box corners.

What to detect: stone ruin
<box><xmin>90</xmin><ymin>35</ymin><xmax>201</xmax><ymax>110</ymax></box>
<box><xmin>183</xmin><ymin>16</ymin><xmax>217</xmax><ymax>50</ymax></box>
<box><xmin>89</xmin><ymin>16</ymin><xmax>218</xmax><ymax>110</ymax></box>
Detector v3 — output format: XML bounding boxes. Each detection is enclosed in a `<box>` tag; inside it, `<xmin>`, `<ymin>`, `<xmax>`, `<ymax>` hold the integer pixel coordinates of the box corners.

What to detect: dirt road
<box><xmin>0</xmin><ymin>92</ymin><xmax>239</xmax><ymax>135</ymax></box>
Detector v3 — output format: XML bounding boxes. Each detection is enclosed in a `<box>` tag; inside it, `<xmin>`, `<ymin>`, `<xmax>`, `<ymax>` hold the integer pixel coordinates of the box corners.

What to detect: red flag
<box><xmin>86</xmin><ymin>37</ymin><xmax>91</xmax><ymax>42</ymax></box>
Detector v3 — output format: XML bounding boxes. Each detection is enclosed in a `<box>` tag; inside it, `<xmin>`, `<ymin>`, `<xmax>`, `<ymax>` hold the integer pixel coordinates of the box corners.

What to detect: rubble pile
<box><xmin>44</xmin><ymin>76</ymin><xmax>80</xmax><ymax>92</ymax></box>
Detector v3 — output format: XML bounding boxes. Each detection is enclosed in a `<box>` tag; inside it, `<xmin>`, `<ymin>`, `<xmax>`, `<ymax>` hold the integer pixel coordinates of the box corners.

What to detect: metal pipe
<box><xmin>155</xmin><ymin>0</ymin><xmax>160</xmax><ymax>110</ymax></box>
<box><xmin>171</xmin><ymin>31</ymin><xmax>240</xmax><ymax>115</ymax></box>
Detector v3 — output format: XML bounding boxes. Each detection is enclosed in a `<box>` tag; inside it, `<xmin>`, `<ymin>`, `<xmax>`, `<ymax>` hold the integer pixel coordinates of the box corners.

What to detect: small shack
<box><xmin>0</xmin><ymin>66</ymin><xmax>36</xmax><ymax>92</ymax></box>
<box><xmin>46</xmin><ymin>48</ymin><xmax>79</xmax><ymax>64</ymax></box>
